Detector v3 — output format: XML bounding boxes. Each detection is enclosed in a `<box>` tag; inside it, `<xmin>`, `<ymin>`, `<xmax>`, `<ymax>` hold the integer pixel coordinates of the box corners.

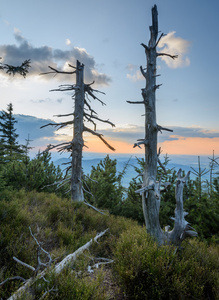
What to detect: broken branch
<box><xmin>133</xmin><ymin>139</ymin><xmax>149</xmax><ymax>149</ymax></box>
<box><xmin>135</xmin><ymin>184</ymin><xmax>155</xmax><ymax>195</ymax></box>
<box><xmin>141</xmin><ymin>43</ymin><xmax>150</xmax><ymax>51</ymax></box>
<box><xmin>84</xmin><ymin>113</ymin><xmax>115</xmax><ymax>127</ymax></box>
<box><xmin>40</xmin><ymin>66</ymin><xmax>76</xmax><ymax>76</ymax></box>
<box><xmin>0</xmin><ymin>276</ymin><xmax>26</xmax><ymax>287</ymax></box>
<box><xmin>84</xmin><ymin>126</ymin><xmax>115</xmax><ymax>151</ymax></box>
<box><xmin>154</xmin><ymin>33</ymin><xmax>165</xmax><ymax>48</ymax></box>
<box><xmin>13</xmin><ymin>257</ymin><xmax>35</xmax><ymax>272</ymax></box>
<box><xmin>157</xmin><ymin>53</ymin><xmax>178</xmax><ymax>59</ymax></box>
<box><xmin>157</xmin><ymin>125</ymin><xmax>173</xmax><ymax>133</ymax></box>
<box><xmin>127</xmin><ymin>100</ymin><xmax>145</xmax><ymax>105</ymax></box>
<box><xmin>86</xmin><ymin>90</ymin><xmax>106</xmax><ymax>106</ymax></box>
<box><xmin>54</xmin><ymin>229</ymin><xmax>109</xmax><ymax>273</ymax></box>
<box><xmin>40</xmin><ymin>120</ymin><xmax>74</xmax><ymax>130</ymax></box>
<box><xmin>50</xmin><ymin>84</ymin><xmax>78</xmax><ymax>92</ymax></box>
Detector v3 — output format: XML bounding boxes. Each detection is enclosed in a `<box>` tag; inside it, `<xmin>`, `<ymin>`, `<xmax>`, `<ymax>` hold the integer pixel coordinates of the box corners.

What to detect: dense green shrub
<box><xmin>2</xmin><ymin>152</ymin><xmax>66</xmax><ymax>196</ymax></box>
<box><xmin>113</xmin><ymin>226</ymin><xmax>219</xmax><ymax>299</ymax></box>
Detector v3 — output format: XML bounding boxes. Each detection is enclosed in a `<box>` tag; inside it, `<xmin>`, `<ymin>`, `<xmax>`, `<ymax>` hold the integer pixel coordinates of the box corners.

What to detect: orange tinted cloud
<box><xmin>84</xmin><ymin>136</ymin><xmax>219</xmax><ymax>156</ymax></box>
<box><xmin>159</xmin><ymin>137</ymin><xmax>219</xmax><ymax>155</ymax></box>
<box><xmin>84</xmin><ymin>137</ymin><xmax>144</xmax><ymax>154</ymax></box>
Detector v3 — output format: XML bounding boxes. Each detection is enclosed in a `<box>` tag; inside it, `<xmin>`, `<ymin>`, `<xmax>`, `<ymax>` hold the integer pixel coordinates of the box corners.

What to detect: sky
<box><xmin>0</xmin><ymin>0</ymin><xmax>219</xmax><ymax>158</ymax></box>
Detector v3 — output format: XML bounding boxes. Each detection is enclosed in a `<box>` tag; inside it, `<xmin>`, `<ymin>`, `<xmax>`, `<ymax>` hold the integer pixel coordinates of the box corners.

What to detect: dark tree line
<box><xmin>0</xmin><ymin>103</ymin><xmax>65</xmax><ymax>195</ymax></box>
<box><xmin>0</xmin><ymin>103</ymin><xmax>24</xmax><ymax>163</ymax></box>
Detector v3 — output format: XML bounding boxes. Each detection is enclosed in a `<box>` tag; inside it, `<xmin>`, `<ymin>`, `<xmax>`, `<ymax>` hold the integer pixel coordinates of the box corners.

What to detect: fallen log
<box><xmin>7</xmin><ymin>228</ymin><xmax>109</xmax><ymax>300</ymax></box>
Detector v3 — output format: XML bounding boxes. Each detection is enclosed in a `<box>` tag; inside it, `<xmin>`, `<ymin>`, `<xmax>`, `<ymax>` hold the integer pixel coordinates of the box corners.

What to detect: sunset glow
<box><xmin>83</xmin><ymin>136</ymin><xmax>219</xmax><ymax>156</ymax></box>
<box><xmin>159</xmin><ymin>137</ymin><xmax>219</xmax><ymax>156</ymax></box>
<box><xmin>83</xmin><ymin>136</ymin><xmax>143</xmax><ymax>154</ymax></box>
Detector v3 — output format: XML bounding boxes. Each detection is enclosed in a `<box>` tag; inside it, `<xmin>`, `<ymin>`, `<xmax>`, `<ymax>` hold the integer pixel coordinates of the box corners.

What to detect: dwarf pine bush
<box><xmin>113</xmin><ymin>226</ymin><xmax>219</xmax><ymax>299</ymax></box>
<box><xmin>1</xmin><ymin>189</ymin><xmax>218</xmax><ymax>299</ymax></box>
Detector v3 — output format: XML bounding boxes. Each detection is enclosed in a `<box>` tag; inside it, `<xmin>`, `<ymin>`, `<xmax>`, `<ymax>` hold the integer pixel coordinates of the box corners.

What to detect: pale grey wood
<box><xmin>130</xmin><ymin>5</ymin><xmax>197</xmax><ymax>245</ymax></box>
<box><xmin>71</xmin><ymin>61</ymin><xmax>85</xmax><ymax>202</ymax></box>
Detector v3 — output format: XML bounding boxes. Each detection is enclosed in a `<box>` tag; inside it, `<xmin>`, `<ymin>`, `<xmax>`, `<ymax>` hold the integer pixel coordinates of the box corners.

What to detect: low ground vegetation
<box><xmin>0</xmin><ymin>190</ymin><xmax>218</xmax><ymax>299</ymax></box>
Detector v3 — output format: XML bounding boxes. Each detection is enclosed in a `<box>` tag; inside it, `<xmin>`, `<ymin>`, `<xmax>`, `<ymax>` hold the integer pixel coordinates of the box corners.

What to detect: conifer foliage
<box><xmin>0</xmin><ymin>103</ymin><xmax>24</xmax><ymax>163</ymax></box>
<box><xmin>85</xmin><ymin>155</ymin><xmax>124</xmax><ymax>214</ymax></box>
<box><xmin>0</xmin><ymin>104</ymin><xmax>65</xmax><ymax>195</ymax></box>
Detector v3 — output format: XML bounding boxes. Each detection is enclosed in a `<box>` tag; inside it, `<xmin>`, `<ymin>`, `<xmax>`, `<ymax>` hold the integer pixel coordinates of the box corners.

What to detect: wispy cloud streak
<box><xmin>100</xmin><ymin>125</ymin><xmax>219</xmax><ymax>144</ymax></box>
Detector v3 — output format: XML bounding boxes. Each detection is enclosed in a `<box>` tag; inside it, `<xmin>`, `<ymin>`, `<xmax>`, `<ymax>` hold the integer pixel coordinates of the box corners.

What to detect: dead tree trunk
<box><xmin>129</xmin><ymin>5</ymin><xmax>197</xmax><ymax>245</ymax></box>
<box><xmin>40</xmin><ymin>60</ymin><xmax>115</xmax><ymax>203</ymax></box>
<box><xmin>71</xmin><ymin>61</ymin><xmax>85</xmax><ymax>202</ymax></box>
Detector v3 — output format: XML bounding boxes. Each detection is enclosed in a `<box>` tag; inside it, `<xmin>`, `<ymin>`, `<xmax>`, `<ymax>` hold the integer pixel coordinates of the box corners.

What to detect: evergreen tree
<box><xmin>85</xmin><ymin>155</ymin><xmax>124</xmax><ymax>214</ymax></box>
<box><xmin>2</xmin><ymin>151</ymin><xmax>65</xmax><ymax>195</ymax></box>
<box><xmin>0</xmin><ymin>137</ymin><xmax>5</xmax><ymax>165</ymax></box>
<box><xmin>0</xmin><ymin>103</ymin><xmax>24</xmax><ymax>162</ymax></box>
<box><xmin>119</xmin><ymin>177</ymin><xmax>144</xmax><ymax>223</ymax></box>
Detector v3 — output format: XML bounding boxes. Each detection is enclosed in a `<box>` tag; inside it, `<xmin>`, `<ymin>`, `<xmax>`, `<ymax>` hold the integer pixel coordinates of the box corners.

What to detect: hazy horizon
<box><xmin>51</xmin><ymin>151</ymin><xmax>214</xmax><ymax>168</ymax></box>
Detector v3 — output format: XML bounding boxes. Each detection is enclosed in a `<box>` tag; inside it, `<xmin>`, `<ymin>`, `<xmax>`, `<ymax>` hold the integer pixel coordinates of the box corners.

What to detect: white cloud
<box><xmin>126</xmin><ymin>64</ymin><xmax>144</xmax><ymax>82</ymax></box>
<box><xmin>0</xmin><ymin>29</ymin><xmax>111</xmax><ymax>86</ymax></box>
<box><xmin>127</xmin><ymin>70</ymin><xmax>144</xmax><ymax>82</ymax></box>
<box><xmin>158</xmin><ymin>31</ymin><xmax>191</xmax><ymax>68</ymax></box>
<box><xmin>66</xmin><ymin>39</ymin><xmax>71</xmax><ymax>46</ymax></box>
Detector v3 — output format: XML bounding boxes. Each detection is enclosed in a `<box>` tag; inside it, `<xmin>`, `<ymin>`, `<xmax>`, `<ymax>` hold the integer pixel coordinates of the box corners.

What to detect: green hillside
<box><xmin>0</xmin><ymin>190</ymin><xmax>218</xmax><ymax>299</ymax></box>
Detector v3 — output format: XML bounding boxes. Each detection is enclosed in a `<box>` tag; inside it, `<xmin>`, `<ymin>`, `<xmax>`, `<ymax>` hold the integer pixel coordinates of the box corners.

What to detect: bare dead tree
<box><xmin>41</xmin><ymin>60</ymin><xmax>115</xmax><ymax>202</ymax></box>
<box><xmin>128</xmin><ymin>5</ymin><xmax>197</xmax><ymax>245</ymax></box>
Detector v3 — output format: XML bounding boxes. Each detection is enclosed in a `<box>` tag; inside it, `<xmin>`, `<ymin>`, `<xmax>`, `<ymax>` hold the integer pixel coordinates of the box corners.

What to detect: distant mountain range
<box><xmin>53</xmin><ymin>153</ymin><xmax>214</xmax><ymax>187</ymax></box>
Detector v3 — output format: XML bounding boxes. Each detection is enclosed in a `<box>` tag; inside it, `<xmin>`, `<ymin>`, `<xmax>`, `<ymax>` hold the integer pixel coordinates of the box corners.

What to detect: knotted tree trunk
<box><xmin>129</xmin><ymin>5</ymin><xmax>197</xmax><ymax>245</ymax></box>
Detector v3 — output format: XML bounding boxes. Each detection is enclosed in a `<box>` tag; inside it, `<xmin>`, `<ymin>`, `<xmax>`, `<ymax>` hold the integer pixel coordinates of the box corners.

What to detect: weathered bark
<box><xmin>41</xmin><ymin>60</ymin><xmax>115</xmax><ymax>203</ymax></box>
<box><xmin>132</xmin><ymin>5</ymin><xmax>197</xmax><ymax>245</ymax></box>
<box><xmin>71</xmin><ymin>60</ymin><xmax>85</xmax><ymax>202</ymax></box>
<box><xmin>141</xmin><ymin>5</ymin><xmax>163</xmax><ymax>243</ymax></box>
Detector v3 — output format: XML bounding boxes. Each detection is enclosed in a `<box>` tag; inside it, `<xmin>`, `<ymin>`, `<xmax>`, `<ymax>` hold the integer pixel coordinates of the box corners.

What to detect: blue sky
<box><xmin>0</xmin><ymin>0</ymin><xmax>218</xmax><ymax>156</ymax></box>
